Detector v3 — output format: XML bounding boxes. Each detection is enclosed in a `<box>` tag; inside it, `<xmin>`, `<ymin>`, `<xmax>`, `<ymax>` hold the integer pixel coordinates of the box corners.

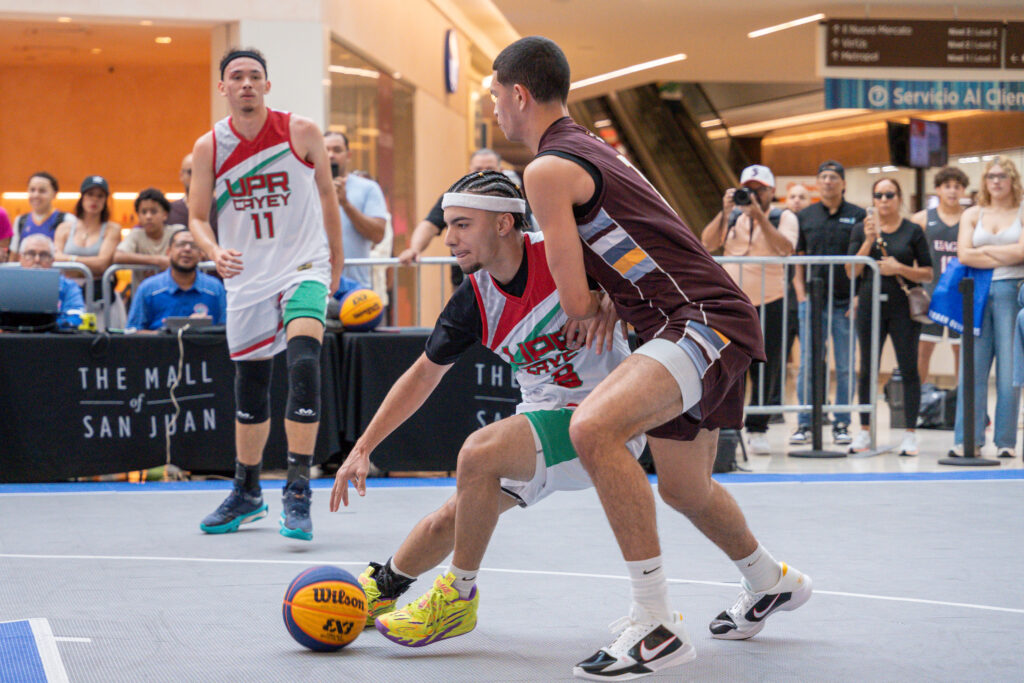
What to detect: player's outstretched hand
<box><xmin>329</xmin><ymin>451</ymin><xmax>370</xmax><ymax>511</ymax></box>
<box><xmin>585</xmin><ymin>292</ymin><xmax>621</xmax><ymax>354</ymax></box>
<box><xmin>214</xmin><ymin>247</ymin><xmax>244</xmax><ymax>279</ymax></box>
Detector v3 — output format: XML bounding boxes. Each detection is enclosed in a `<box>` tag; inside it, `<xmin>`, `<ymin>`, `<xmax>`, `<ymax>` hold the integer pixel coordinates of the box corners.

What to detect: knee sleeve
<box><xmin>286</xmin><ymin>335</ymin><xmax>321</xmax><ymax>423</ymax></box>
<box><xmin>234</xmin><ymin>359</ymin><xmax>273</xmax><ymax>424</ymax></box>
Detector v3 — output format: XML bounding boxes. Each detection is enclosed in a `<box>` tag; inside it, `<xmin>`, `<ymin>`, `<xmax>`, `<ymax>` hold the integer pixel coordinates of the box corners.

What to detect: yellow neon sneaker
<box><xmin>359</xmin><ymin>563</ymin><xmax>398</xmax><ymax>626</ymax></box>
<box><xmin>374</xmin><ymin>572</ymin><xmax>478</xmax><ymax>647</ymax></box>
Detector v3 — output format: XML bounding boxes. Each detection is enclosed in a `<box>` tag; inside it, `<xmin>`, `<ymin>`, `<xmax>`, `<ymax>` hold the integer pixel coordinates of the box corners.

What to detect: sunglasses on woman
<box><xmin>873</xmin><ymin>191</ymin><xmax>897</xmax><ymax>200</ymax></box>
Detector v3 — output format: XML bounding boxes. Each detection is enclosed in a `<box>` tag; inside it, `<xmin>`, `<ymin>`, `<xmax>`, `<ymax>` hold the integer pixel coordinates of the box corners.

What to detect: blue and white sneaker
<box><xmin>199</xmin><ymin>487</ymin><xmax>268</xmax><ymax>534</ymax></box>
<box><xmin>279</xmin><ymin>482</ymin><xmax>313</xmax><ymax>541</ymax></box>
<box><xmin>709</xmin><ymin>562</ymin><xmax>812</xmax><ymax>640</ymax></box>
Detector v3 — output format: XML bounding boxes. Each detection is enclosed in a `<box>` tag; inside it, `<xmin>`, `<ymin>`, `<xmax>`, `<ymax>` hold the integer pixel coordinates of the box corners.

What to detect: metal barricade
<box><xmin>101</xmin><ymin>262</ymin><xmax>217</xmax><ymax>329</ymax></box>
<box><xmin>342</xmin><ymin>256</ymin><xmax>457</xmax><ymax>327</ymax></box>
<box><xmin>715</xmin><ymin>255</ymin><xmax>882</xmax><ymax>451</ymax></box>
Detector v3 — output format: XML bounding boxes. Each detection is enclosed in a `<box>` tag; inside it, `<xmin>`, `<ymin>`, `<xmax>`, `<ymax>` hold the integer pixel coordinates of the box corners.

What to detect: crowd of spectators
<box><xmin>5</xmin><ymin>145</ymin><xmax>1023</xmax><ymax>459</ymax></box>
<box><xmin>704</xmin><ymin>155</ymin><xmax>1024</xmax><ymax>459</ymax></box>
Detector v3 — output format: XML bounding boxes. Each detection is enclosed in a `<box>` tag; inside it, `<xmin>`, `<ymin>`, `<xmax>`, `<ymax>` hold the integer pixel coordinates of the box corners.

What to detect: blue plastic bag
<box><xmin>926</xmin><ymin>257</ymin><xmax>993</xmax><ymax>336</ymax></box>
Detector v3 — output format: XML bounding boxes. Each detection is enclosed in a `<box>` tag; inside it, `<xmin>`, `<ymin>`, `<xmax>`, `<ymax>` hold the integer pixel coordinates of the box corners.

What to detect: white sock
<box><xmin>446</xmin><ymin>564</ymin><xmax>477</xmax><ymax>600</ymax></box>
<box><xmin>734</xmin><ymin>543</ymin><xmax>782</xmax><ymax>593</ymax></box>
<box><xmin>625</xmin><ymin>556</ymin><xmax>671</xmax><ymax>623</ymax></box>
<box><xmin>386</xmin><ymin>557</ymin><xmax>416</xmax><ymax>580</ymax></box>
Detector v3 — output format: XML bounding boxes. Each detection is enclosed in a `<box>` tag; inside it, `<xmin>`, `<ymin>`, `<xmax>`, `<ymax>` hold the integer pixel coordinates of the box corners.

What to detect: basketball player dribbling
<box><xmin>491</xmin><ymin>37</ymin><xmax>812</xmax><ymax>680</ymax></box>
<box><xmin>189</xmin><ymin>47</ymin><xmax>344</xmax><ymax>542</ymax></box>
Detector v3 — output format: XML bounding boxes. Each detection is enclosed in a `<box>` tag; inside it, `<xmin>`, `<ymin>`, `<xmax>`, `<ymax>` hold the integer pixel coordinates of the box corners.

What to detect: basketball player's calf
<box><xmin>279</xmin><ymin>320</ymin><xmax>325</xmax><ymax>541</ymax></box>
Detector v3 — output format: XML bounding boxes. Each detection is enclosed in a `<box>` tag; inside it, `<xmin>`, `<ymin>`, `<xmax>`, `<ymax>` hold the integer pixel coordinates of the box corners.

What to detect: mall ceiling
<box><xmin>489</xmin><ymin>0</ymin><xmax>1024</xmax><ymax>95</ymax></box>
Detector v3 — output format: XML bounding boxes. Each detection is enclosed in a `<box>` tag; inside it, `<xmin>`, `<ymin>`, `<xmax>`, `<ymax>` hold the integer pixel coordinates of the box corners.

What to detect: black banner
<box><xmin>341</xmin><ymin>329</ymin><xmax>521</xmax><ymax>471</ymax></box>
<box><xmin>0</xmin><ymin>333</ymin><xmax>341</xmax><ymax>482</ymax></box>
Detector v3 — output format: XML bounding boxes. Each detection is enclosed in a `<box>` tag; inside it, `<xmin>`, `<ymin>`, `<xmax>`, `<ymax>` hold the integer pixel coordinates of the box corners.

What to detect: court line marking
<box><xmin>53</xmin><ymin>637</ymin><xmax>91</xmax><ymax>643</ymax></box>
<box><xmin>2</xmin><ymin>553</ymin><xmax>1022</xmax><ymax>616</ymax></box>
<box><xmin>30</xmin><ymin>618</ymin><xmax>70</xmax><ymax>683</ymax></box>
<box><xmin>1</xmin><ymin>475</ymin><xmax>1022</xmax><ymax>498</ymax></box>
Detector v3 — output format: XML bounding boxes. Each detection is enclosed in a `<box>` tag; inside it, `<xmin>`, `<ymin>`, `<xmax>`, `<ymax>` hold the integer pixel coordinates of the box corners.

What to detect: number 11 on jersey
<box><xmin>251</xmin><ymin>211</ymin><xmax>275</xmax><ymax>239</ymax></box>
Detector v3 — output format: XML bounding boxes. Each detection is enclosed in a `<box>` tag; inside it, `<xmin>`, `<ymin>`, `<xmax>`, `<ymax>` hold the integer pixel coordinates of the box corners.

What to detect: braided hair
<box><xmin>445</xmin><ymin>170</ymin><xmax>528</xmax><ymax>231</ymax></box>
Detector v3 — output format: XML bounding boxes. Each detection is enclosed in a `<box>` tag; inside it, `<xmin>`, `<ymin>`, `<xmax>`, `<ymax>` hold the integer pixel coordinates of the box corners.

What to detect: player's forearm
<box><xmin>409</xmin><ymin>220</ymin><xmax>440</xmax><ymax>255</ymax></box>
<box><xmin>189</xmin><ymin>218</ymin><xmax>219</xmax><ymax>257</ymax></box>
<box><xmin>342</xmin><ymin>203</ymin><xmax>386</xmax><ymax>243</ymax></box>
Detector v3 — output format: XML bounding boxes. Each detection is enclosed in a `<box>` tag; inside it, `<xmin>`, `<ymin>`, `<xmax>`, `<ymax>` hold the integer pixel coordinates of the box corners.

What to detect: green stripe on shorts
<box><xmin>523</xmin><ymin>409</ymin><xmax>579</xmax><ymax>468</ymax></box>
<box><xmin>283</xmin><ymin>280</ymin><xmax>329</xmax><ymax>326</ymax></box>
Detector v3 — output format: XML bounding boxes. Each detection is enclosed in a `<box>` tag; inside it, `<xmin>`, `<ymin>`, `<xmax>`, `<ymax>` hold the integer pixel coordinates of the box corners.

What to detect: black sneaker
<box><xmin>832</xmin><ymin>422</ymin><xmax>852</xmax><ymax>445</ymax></box>
<box><xmin>199</xmin><ymin>486</ymin><xmax>267</xmax><ymax>534</ymax></box>
<box><xmin>573</xmin><ymin>611</ymin><xmax>695</xmax><ymax>680</ymax></box>
<box><xmin>279</xmin><ymin>481</ymin><xmax>312</xmax><ymax>541</ymax></box>
<box><xmin>789</xmin><ymin>426</ymin><xmax>811</xmax><ymax>445</ymax></box>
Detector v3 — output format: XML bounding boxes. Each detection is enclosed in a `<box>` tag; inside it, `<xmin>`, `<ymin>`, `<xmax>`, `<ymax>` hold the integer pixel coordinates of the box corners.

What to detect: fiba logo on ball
<box><xmin>339</xmin><ymin>288</ymin><xmax>384</xmax><ymax>331</ymax></box>
<box><xmin>868</xmin><ymin>85</ymin><xmax>889</xmax><ymax>107</ymax></box>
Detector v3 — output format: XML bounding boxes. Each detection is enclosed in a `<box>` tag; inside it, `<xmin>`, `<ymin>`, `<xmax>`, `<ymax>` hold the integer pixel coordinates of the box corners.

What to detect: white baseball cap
<box><xmin>739</xmin><ymin>164</ymin><xmax>775</xmax><ymax>188</ymax></box>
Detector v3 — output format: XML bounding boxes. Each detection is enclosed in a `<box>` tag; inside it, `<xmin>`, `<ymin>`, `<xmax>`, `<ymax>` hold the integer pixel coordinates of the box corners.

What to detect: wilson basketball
<box><xmin>282</xmin><ymin>565</ymin><xmax>367</xmax><ymax>651</ymax></box>
<box><xmin>339</xmin><ymin>288</ymin><xmax>384</xmax><ymax>331</ymax></box>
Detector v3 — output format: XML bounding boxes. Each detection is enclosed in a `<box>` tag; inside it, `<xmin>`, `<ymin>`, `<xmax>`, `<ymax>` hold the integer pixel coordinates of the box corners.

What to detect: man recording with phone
<box><xmin>702</xmin><ymin>164</ymin><xmax>798</xmax><ymax>455</ymax></box>
<box><xmin>324</xmin><ymin>131</ymin><xmax>388</xmax><ymax>289</ymax></box>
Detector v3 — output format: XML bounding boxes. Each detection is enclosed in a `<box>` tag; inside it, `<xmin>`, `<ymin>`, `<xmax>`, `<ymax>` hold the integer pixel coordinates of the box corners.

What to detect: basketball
<box><xmin>339</xmin><ymin>288</ymin><xmax>384</xmax><ymax>331</ymax></box>
<box><xmin>282</xmin><ymin>565</ymin><xmax>368</xmax><ymax>651</ymax></box>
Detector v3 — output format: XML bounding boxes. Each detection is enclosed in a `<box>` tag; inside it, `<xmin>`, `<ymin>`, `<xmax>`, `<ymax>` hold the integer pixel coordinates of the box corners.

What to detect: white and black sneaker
<box><xmin>789</xmin><ymin>426</ymin><xmax>811</xmax><ymax>445</ymax></box>
<box><xmin>709</xmin><ymin>562</ymin><xmax>812</xmax><ymax>640</ymax></box>
<box><xmin>573</xmin><ymin>610</ymin><xmax>695</xmax><ymax>680</ymax></box>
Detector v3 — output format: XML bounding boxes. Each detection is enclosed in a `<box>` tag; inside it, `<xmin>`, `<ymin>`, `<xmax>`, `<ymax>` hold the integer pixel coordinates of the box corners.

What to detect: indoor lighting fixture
<box><xmin>700</xmin><ymin>118</ymin><xmax>722</xmax><ymax>128</ymax></box>
<box><xmin>140</xmin><ymin>20</ymin><xmax>153</xmax><ymax>26</ymax></box>
<box><xmin>569</xmin><ymin>54</ymin><xmax>686</xmax><ymax>90</ymax></box>
<box><xmin>748</xmin><ymin>13</ymin><xmax>825</xmax><ymax>39</ymax></box>
<box><xmin>328</xmin><ymin>65</ymin><xmax>380</xmax><ymax>79</ymax></box>
<box><xmin>958</xmin><ymin>156</ymin><xmax>981</xmax><ymax>164</ymax></box>
<box><xmin>593</xmin><ymin>119</ymin><xmax>613</xmax><ymax>127</ymax></box>
<box><xmin>482</xmin><ymin>75</ymin><xmax>493</xmax><ymax>89</ymax></box>
<box><xmin>881</xmin><ymin>165</ymin><xmax>899</xmax><ymax>172</ymax></box>
<box><xmin>57</xmin><ymin>17</ymin><xmax>71</xmax><ymax>23</ymax></box>
<box><xmin>706</xmin><ymin>107</ymin><xmax>871</xmax><ymax>139</ymax></box>
<box><xmin>867</xmin><ymin>167</ymin><xmax>882</xmax><ymax>174</ymax></box>
<box><xmin>155</xmin><ymin>36</ymin><xmax>172</xmax><ymax>44</ymax></box>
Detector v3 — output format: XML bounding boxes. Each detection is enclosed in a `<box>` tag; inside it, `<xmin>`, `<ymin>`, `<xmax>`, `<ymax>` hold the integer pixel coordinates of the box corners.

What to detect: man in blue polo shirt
<box><xmin>127</xmin><ymin>229</ymin><xmax>226</xmax><ymax>331</ymax></box>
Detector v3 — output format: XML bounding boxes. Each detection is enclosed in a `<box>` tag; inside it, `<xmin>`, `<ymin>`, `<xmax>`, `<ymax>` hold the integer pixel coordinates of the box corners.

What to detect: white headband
<box><xmin>442</xmin><ymin>192</ymin><xmax>526</xmax><ymax>213</ymax></box>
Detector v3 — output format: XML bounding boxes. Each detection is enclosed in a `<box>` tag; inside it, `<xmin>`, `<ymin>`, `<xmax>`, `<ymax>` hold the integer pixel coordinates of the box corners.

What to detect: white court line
<box><xmin>29</xmin><ymin>618</ymin><xmax>70</xmax><ymax>683</ymax></box>
<box><xmin>3</xmin><ymin>552</ymin><xmax>1023</xmax><ymax>616</ymax></box>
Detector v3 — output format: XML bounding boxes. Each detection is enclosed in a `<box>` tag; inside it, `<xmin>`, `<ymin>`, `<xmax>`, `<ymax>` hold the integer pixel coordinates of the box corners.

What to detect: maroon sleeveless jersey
<box><xmin>535</xmin><ymin>117</ymin><xmax>765</xmax><ymax>361</ymax></box>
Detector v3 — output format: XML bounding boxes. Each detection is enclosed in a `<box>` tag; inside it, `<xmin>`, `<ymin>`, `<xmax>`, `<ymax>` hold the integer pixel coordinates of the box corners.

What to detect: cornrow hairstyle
<box><xmin>446</xmin><ymin>170</ymin><xmax>528</xmax><ymax>231</ymax></box>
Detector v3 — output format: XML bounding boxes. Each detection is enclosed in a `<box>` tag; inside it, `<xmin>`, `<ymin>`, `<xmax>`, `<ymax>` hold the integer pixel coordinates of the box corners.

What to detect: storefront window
<box><xmin>329</xmin><ymin>38</ymin><xmax>415</xmax><ymax>323</ymax></box>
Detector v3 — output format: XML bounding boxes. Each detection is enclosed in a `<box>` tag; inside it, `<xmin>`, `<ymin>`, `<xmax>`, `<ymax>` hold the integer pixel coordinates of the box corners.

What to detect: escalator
<box><xmin>569</xmin><ymin>83</ymin><xmax>749</xmax><ymax>235</ymax></box>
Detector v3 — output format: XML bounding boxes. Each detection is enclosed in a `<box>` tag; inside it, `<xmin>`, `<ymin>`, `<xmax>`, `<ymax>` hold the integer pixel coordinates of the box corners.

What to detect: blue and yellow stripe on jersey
<box><xmin>579</xmin><ymin>208</ymin><xmax>657</xmax><ymax>284</ymax></box>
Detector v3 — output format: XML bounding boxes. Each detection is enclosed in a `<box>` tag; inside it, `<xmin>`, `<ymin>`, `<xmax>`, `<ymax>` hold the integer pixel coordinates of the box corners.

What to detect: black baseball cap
<box><xmin>80</xmin><ymin>175</ymin><xmax>109</xmax><ymax>194</ymax></box>
<box><xmin>817</xmin><ymin>161</ymin><xmax>845</xmax><ymax>179</ymax></box>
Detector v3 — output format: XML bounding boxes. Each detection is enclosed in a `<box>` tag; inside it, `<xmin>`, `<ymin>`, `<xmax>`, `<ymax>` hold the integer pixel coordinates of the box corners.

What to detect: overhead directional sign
<box><xmin>1007</xmin><ymin>22</ymin><xmax>1024</xmax><ymax>70</ymax></box>
<box><xmin>826</xmin><ymin>19</ymin><xmax>1003</xmax><ymax>69</ymax></box>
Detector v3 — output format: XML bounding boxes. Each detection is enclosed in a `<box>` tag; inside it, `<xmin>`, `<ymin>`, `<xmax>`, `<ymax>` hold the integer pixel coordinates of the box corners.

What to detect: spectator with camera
<box><xmin>791</xmin><ymin>161</ymin><xmax>866</xmax><ymax>447</ymax></box>
<box><xmin>846</xmin><ymin>178</ymin><xmax>932</xmax><ymax>455</ymax></box>
<box><xmin>127</xmin><ymin>229</ymin><xmax>226</xmax><ymax>331</ymax></box>
<box><xmin>702</xmin><ymin>164</ymin><xmax>798</xmax><ymax>454</ymax></box>
<box><xmin>324</xmin><ymin>131</ymin><xmax>388</xmax><ymax>289</ymax></box>
<box><xmin>951</xmin><ymin>156</ymin><xmax>1024</xmax><ymax>459</ymax></box>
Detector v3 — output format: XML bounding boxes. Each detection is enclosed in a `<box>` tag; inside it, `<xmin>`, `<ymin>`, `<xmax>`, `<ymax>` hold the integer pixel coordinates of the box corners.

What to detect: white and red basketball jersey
<box><xmin>213</xmin><ymin>108</ymin><xmax>330</xmax><ymax>309</ymax></box>
<box><xmin>470</xmin><ymin>233</ymin><xmax>630</xmax><ymax>412</ymax></box>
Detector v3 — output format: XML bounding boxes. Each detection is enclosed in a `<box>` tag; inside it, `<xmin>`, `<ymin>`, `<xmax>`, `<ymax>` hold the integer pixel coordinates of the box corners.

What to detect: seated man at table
<box><xmin>127</xmin><ymin>229</ymin><xmax>226</xmax><ymax>331</ymax></box>
<box><xmin>18</xmin><ymin>233</ymin><xmax>85</xmax><ymax>329</ymax></box>
<box><xmin>328</xmin><ymin>171</ymin><xmax>653</xmax><ymax>652</ymax></box>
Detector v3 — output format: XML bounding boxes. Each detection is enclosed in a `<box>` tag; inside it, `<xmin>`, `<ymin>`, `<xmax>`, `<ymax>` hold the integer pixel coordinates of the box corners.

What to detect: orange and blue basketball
<box><xmin>339</xmin><ymin>288</ymin><xmax>384</xmax><ymax>331</ymax></box>
<box><xmin>282</xmin><ymin>565</ymin><xmax>367</xmax><ymax>651</ymax></box>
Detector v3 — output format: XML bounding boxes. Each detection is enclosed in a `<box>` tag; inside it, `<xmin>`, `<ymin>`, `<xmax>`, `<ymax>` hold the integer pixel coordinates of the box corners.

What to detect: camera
<box><xmin>733</xmin><ymin>187</ymin><xmax>756</xmax><ymax>206</ymax></box>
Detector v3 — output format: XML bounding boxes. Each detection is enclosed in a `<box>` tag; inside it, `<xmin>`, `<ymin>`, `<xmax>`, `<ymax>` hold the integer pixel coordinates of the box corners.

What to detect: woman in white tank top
<box><xmin>953</xmin><ymin>156</ymin><xmax>1024</xmax><ymax>458</ymax></box>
